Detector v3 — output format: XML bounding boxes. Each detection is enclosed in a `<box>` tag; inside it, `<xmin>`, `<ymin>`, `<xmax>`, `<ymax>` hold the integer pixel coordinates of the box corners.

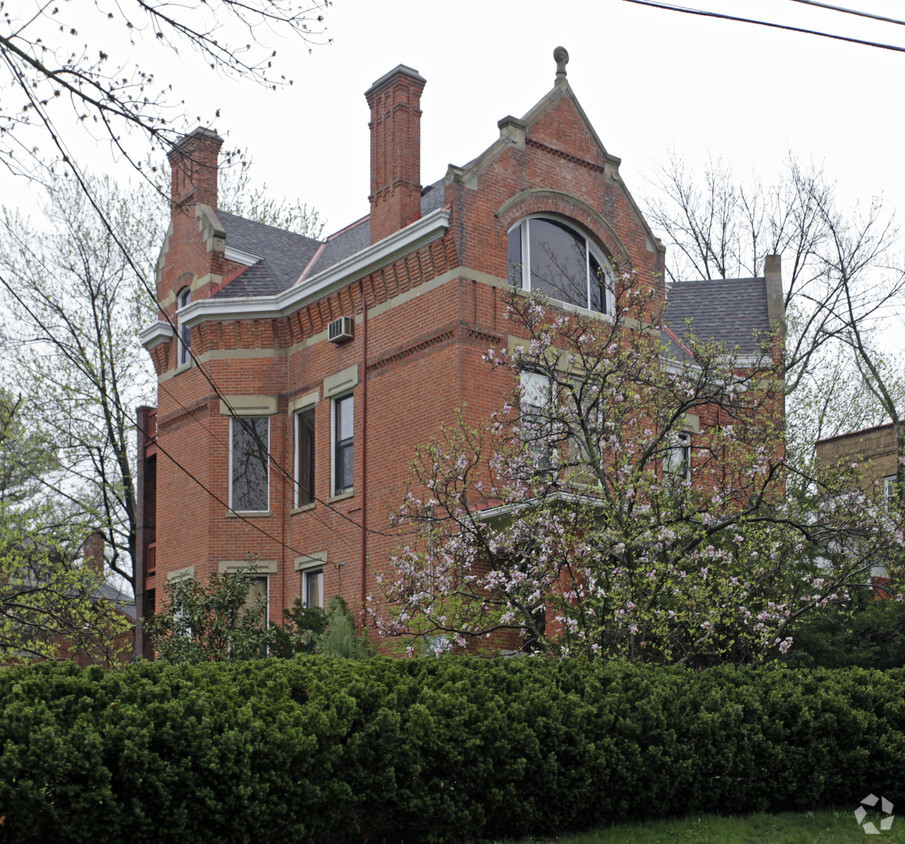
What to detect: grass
<box><xmin>514</xmin><ymin>810</ymin><xmax>904</xmax><ymax>843</ymax></box>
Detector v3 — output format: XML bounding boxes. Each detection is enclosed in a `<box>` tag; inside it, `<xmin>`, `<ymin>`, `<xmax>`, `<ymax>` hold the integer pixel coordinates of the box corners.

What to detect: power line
<box><xmin>789</xmin><ymin>0</ymin><xmax>905</xmax><ymax>28</ymax></box>
<box><xmin>622</xmin><ymin>0</ymin><xmax>905</xmax><ymax>53</ymax></box>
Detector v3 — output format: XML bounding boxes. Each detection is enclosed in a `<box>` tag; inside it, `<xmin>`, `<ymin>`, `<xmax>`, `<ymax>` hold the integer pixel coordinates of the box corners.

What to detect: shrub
<box><xmin>2</xmin><ymin>659</ymin><xmax>905</xmax><ymax>842</ymax></box>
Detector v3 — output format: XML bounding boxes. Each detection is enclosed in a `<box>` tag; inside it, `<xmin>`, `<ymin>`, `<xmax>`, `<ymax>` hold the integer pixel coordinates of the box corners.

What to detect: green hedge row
<box><xmin>1</xmin><ymin>658</ymin><xmax>904</xmax><ymax>842</ymax></box>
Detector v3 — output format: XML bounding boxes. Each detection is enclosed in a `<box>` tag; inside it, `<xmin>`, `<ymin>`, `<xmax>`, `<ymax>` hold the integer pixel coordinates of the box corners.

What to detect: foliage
<box><xmin>318</xmin><ymin>595</ymin><xmax>371</xmax><ymax>659</ymax></box>
<box><xmin>151</xmin><ymin>568</ymin><xmax>370</xmax><ymax>662</ymax></box>
<box><xmin>374</xmin><ymin>281</ymin><xmax>905</xmax><ymax>664</ymax></box>
<box><xmin>0</xmin><ymin>174</ymin><xmax>159</xmax><ymax>591</ymax></box>
<box><xmin>0</xmin><ymin>390</ymin><xmax>130</xmax><ymax>662</ymax></box>
<box><xmin>782</xmin><ymin>588</ymin><xmax>905</xmax><ymax>670</ymax></box>
<box><xmin>3</xmin><ymin>658</ymin><xmax>905</xmax><ymax>842</ymax></box>
<box><xmin>146</xmin><ymin>566</ymin><xmax>271</xmax><ymax>663</ymax></box>
<box><xmin>268</xmin><ymin>597</ymin><xmax>328</xmax><ymax>657</ymax></box>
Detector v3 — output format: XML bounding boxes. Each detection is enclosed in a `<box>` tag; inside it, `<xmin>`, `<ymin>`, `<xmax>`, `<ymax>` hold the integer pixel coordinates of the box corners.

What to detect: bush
<box><xmin>2</xmin><ymin>659</ymin><xmax>905</xmax><ymax>842</ymax></box>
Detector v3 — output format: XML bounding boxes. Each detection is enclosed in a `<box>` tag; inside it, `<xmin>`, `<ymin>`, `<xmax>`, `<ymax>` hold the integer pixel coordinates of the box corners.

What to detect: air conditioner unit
<box><xmin>327</xmin><ymin>316</ymin><xmax>354</xmax><ymax>344</ymax></box>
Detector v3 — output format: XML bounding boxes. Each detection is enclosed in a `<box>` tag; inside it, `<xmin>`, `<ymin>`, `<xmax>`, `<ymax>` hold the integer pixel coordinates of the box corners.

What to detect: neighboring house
<box><xmin>816</xmin><ymin>423</ymin><xmax>900</xmax><ymax>590</ymax></box>
<box><xmin>816</xmin><ymin>423</ymin><xmax>900</xmax><ymax>499</ymax></box>
<box><xmin>135</xmin><ymin>50</ymin><xmax>785</xmax><ymax>653</ymax></box>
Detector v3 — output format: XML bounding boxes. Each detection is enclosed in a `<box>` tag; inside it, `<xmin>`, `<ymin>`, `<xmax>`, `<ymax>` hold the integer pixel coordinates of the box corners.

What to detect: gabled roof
<box><xmin>664</xmin><ymin>277</ymin><xmax>772</xmax><ymax>358</ymax></box>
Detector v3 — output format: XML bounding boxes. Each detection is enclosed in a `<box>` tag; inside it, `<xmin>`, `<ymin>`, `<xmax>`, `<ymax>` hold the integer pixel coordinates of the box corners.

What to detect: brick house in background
<box><xmin>816</xmin><ymin>423</ymin><xmax>902</xmax><ymax>591</ymax></box>
<box><xmin>135</xmin><ymin>49</ymin><xmax>785</xmax><ymax>654</ymax></box>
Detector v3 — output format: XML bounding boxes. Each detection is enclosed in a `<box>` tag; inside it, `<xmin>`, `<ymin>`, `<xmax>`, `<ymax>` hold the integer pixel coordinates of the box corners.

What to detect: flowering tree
<box><xmin>375</xmin><ymin>275</ymin><xmax>905</xmax><ymax>664</ymax></box>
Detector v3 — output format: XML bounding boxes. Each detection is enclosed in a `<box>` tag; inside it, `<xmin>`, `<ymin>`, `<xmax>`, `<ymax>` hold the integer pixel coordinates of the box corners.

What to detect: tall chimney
<box><xmin>365</xmin><ymin>65</ymin><xmax>426</xmax><ymax>244</ymax></box>
<box><xmin>83</xmin><ymin>532</ymin><xmax>105</xmax><ymax>578</ymax></box>
<box><xmin>167</xmin><ymin>127</ymin><xmax>224</xmax><ymax>212</ymax></box>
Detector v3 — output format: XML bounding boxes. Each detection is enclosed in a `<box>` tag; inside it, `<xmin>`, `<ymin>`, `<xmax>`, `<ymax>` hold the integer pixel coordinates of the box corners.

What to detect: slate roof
<box><xmin>664</xmin><ymin>277</ymin><xmax>772</xmax><ymax>358</ymax></box>
<box><xmin>214</xmin><ymin>212</ymin><xmax>322</xmax><ymax>298</ymax></box>
<box><xmin>214</xmin><ymin>181</ymin><xmax>445</xmax><ymax>298</ymax></box>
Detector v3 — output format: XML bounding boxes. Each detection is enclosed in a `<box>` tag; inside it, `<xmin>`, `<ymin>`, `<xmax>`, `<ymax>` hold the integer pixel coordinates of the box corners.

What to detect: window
<box><xmin>521</xmin><ymin>370</ymin><xmax>554</xmax><ymax>472</ymax></box>
<box><xmin>176</xmin><ymin>287</ymin><xmax>191</xmax><ymax>365</ymax></box>
<box><xmin>884</xmin><ymin>475</ymin><xmax>898</xmax><ymax>502</ymax></box>
<box><xmin>296</xmin><ymin>407</ymin><xmax>315</xmax><ymax>507</ymax></box>
<box><xmin>303</xmin><ymin>567</ymin><xmax>323</xmax><ymax>609</ymax></box>
<box><xmin>508</xmin><ymin>217</ymin><xmax>613</xmax><ymax>313</ymax></box>
<box><xmin>244</xmin><ymin>575</ymin><xmax>269</xmax><ymax>622</ymax></box>
<box><xmin>333</xmin><ymin>394</ymin><xmax>354</xmax><ymax>495</ymax></box>
<box><xmin>230</xmin><ymin>416</ymin><xmax>270</xmax><ymax>512</ymax></box>
<box><xmin>663</xmin><ymin>432</ymin><xmax>691</xmax><ymax>484</ymax></box>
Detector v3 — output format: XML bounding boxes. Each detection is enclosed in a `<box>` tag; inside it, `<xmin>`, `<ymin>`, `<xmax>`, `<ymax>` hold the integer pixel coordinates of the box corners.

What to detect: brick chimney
<box><xmin>365</xmin><ymin>65</ymin><xmax>426</xmax><ymax>244</ymax></box>
<box><xmin>83</xmin><ymin>532</ymin><xmax>105</xmax><ymax>578</ymax></box>
<box><xmin>167</xmin><ymin>127</ymin><xmax>224</xmax><ymax>212</ymax></box>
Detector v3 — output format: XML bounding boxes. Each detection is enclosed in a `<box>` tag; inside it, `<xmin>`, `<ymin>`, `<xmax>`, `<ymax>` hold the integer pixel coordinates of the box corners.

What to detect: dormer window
<box><xmin>176</xmin><ymin>287</ymin><xmax>192</xmax><ymax>366</ymax></box>
<box><xmin>508</xmin><ymin>217</ymin><xmax>613</xmax><ymax>314</ymax></box>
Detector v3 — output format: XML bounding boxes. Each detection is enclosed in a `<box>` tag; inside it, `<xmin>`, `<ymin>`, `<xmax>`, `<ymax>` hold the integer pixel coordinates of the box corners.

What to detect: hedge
<box><xmin>1</xmin><ymin>658</ymin><xmax>904</xmax><ymax>842</ymax></box>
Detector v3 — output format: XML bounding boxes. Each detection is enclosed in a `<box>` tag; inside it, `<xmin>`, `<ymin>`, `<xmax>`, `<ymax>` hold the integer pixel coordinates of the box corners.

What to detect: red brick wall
<box><xmin>147</xmin><ymin>77</ymin><xmax>686</xmax><ymax>643</ymax></box>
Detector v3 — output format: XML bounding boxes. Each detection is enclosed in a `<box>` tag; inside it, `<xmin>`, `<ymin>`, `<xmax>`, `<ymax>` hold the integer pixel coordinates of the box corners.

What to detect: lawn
<box><xmin>516</xmin><ymin>810</ymin><xmax>903</xmax><ymax>843</ymax></box>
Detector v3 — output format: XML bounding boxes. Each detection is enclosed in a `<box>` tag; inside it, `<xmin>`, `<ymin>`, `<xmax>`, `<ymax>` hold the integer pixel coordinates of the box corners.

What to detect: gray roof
<box><xmin>664</xmin><ymin>277</ymin><xmax>772</xmax><ymax>357</ymax></box>
<box><xmin>214</xmin><ymin>181</ymin><xmax>445</xmax><ymax>297</ymax></box>
<box><xmin>214</xmin><ymin>212</ymin><xmax>323</xmax><ymax>298</ymax></box>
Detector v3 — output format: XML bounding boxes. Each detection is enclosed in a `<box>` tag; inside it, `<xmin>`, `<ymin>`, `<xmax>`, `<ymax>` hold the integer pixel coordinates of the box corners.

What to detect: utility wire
<box><xmin>622</xmin><ymin>0</ymin><xmax>905</xmax><ymax>53</ymax></box>
<box><xmin>789</xmin><ymin>0</ymin><xmax>905</xmax><ymax>28</ymax></box>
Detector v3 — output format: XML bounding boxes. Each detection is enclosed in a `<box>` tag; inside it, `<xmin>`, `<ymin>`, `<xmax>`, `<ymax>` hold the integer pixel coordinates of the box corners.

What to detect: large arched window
<box><xmin>176</xmin><ymin>287</ymin><xmax>191</xmax><ymax>366</ymax></box>
<box><xmin>507</xmin><ymin>217</ymin><xmax>613</xmax><ymax>314</ymax></box>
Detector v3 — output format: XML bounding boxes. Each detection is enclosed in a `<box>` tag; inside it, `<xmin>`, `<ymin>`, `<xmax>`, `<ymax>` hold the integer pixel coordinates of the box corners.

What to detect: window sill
<box><xmin>174</xmin><ymin>360</ymin><xmax>193</xmax><ymax>375</ymax></box>
<box><xmin>328</xmin><ymin>491</ymin><xmax>354</xmax><ymax>504</ymax></box>
<box><xmin>290</xmin><ymin>503</ymin><xmax>316</xmax><ymax>515</ymax></box>
<box><xmin>227</xmin><ymin>510</ymin><xmax>272</xmax><ymax>518</ymax></box>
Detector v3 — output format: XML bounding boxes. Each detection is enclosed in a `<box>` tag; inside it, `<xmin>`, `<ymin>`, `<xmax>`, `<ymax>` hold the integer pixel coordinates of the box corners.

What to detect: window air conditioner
<box><xmin>327</xmin><ymin>316</ymin><xmax>354</xmax><ymax>344</ymax></box>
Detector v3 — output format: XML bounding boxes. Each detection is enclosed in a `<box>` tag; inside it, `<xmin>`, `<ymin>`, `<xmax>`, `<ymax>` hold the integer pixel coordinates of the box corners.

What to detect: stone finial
<box><xmin>554</xmin><ymin>46</ymin><xmax>569</xmax><ymax>81</ymax></box>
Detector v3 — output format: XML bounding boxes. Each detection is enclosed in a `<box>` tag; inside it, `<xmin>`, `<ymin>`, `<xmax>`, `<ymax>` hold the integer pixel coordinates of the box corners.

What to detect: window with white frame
<box><xmin>508</xmin><ymin>217</ymin><xmax>613</xmax><ymax>313</ymax></box>
<box><xmin>333</xmin><ymin>394</ymin><xmax>354</xmax><ymax>495</ymax></box>
<box><xmin>176</xmin><ymin>287</ymin><xmax>192</xmax><ymax>366</ymax></box>
<box><xmin>230</xmin><ymin>416</ymin><xmax>270</xmax><ymax>512</ymax></box>
<box><xmin>663</xmin><ymin>432</ymin><xmax>691</xmax><ymax>484</ymax></box>
<box><xmin>303</xmin><ymin>567</ymin><xmax>323</xmax><ymax>609</ymax></box>
<box><xmin>244</xmin><ymin>575</ymin><xmax>269</xmax><ymax>622</ymax></box>
<box><xmin>884</xmin><ymin>475</ymin><xmax>898</xmax><ymax>501</ymax></box>
<box><xmin>296</xmin><ymin>406</ymin><xmax>316</xmax><ymax>507</ymax></box>
<box><xmin>521</xmin><ymin>370</ymin><xmax>554</xmax><ymax>472</ymax></box>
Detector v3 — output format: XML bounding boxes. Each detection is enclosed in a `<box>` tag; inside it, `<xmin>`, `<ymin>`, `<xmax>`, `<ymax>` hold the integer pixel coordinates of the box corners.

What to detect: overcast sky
<box><xmin>209</xmin><ymin>0</ymin><xmax>905</xmax><ymax>236</ymax></box>
<box><xmin>5</xmin><ymin>1</ymin><xmax>905</xmax><ymax>250</ymax></box>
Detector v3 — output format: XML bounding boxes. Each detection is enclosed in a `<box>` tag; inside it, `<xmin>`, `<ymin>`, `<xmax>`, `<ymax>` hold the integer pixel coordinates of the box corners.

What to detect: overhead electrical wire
<box><xmin>622</xmin><ymin>0</ymin><xmax>905</xmax><ymax>53</ymax></box>
<box><xmin>789</xmin><ymin>0</ymin><xmax>905</xmax><ymax>28</ymax></box>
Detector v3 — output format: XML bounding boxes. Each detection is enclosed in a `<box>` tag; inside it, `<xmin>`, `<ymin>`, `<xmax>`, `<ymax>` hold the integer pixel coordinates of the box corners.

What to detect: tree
<box><xmin>0</xmin><ymin>165</ymin><xmax>326</xmax><ymax>617</ymax></box>
<box><xmin>0</xmin><ymin>0</ymin><xmax>330</xmax><ymax>183</ymax></box>
<box><xmin>0</xmin><ymin>389</ymin><xmax>130</xmax><ymax>662</ymax></box>
<box><xmin>643</xmin><ymin>155</ymin><xmax>905</xmax><ymax>470</ymax></box>
<box><xmin>373</xmin><ymin>283</ymin><xmax>905</xmax><ymax>664</ymax></box>
<box><xmin>147</xmin><ymin>565</ymin><xmax>271</xmax><ymax>663</ymax></box>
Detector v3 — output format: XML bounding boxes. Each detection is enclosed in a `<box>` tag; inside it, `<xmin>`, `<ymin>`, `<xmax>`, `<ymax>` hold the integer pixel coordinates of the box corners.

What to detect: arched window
<box><xmin>176</xmin><ymin>287</ymin><xmax>191</xmax><ymax>366</ymax></box>
<box><xmin>507</xmin><ymin>217</ymin><xmax>613</xmax><ymax>314</ymax></box>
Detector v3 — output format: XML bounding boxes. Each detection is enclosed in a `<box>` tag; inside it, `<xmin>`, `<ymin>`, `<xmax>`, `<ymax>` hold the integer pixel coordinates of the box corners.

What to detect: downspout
<box><xmin>360</xmin><ymin>280</ymin><xmax>369</xmax><ymax>620</ymax></box>
<box><xmin>280</xmin><ymin>405</ymin><xmax>287</xmax><ymax>627</ymax></box>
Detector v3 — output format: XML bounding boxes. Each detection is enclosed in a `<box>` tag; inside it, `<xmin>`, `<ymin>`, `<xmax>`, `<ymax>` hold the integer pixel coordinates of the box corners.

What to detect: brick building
<box><xmin>136</xmin><ymin>50</ymin><xmax>784</xmax><ymax>653</ymax></box>
<box><xmin>816</xmin><ymin>423</ymin><xmax>902</xmax><ymax>591</ymax></box>
<box><xmin>816</xmin><ymin>424</ymin><xmax>900</xmax><ymax>498</ymax></box>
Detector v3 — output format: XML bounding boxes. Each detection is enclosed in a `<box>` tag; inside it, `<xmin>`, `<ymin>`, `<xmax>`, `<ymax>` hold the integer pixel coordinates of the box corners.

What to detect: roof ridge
<box><xmin>218</xmin><ymin>209</ymin><xmax>323</xmax><ymax>245</ymax></box>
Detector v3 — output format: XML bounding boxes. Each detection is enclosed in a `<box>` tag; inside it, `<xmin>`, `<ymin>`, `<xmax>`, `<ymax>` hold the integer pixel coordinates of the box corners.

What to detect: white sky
<box><xmin>212</xmin><ymin>0</ymin><xmax>905</xmax><ymax>237</ymax></box>
<box><xmin>4</xmin><ymin>0</ymin><xmax>905</xmax><ymax>257</ymax></box>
